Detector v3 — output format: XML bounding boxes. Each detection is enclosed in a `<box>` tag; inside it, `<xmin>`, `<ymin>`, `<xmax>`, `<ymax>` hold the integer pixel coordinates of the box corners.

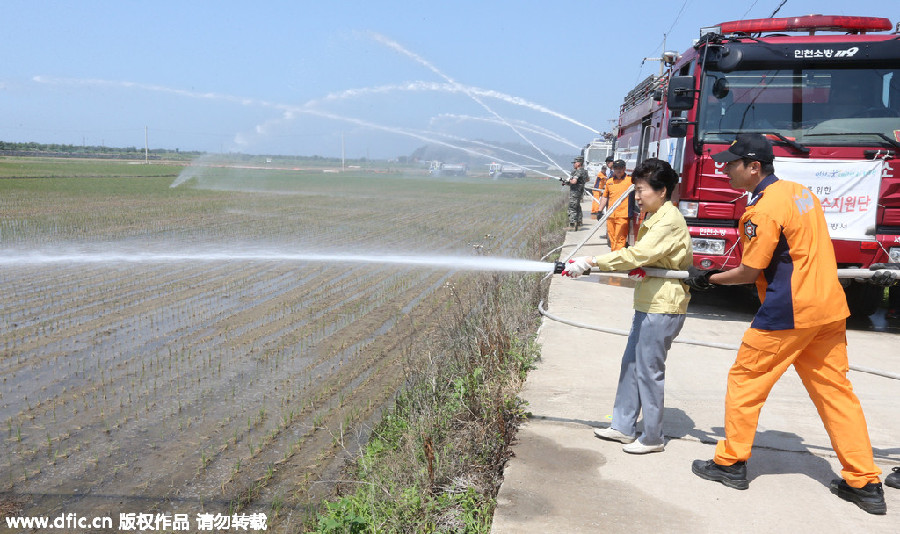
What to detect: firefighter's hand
<box><xmin>628</xmin><ymin>268</ymin><xmax>646</xmax><ymax>281</ymax></box>
<box><xmin>561</xmin><ymin>257</ymin><xmax>592</xmax><ymax>278</ymax></box>
<box><xmin>684</xmin><ymin>266</ymin><xmax>721</xmax><ymax>291</ymax></box>
<box><xmin>868</xmin><ymin>263</ymin><xmax>900</xmax><ymax>286</ymax></box>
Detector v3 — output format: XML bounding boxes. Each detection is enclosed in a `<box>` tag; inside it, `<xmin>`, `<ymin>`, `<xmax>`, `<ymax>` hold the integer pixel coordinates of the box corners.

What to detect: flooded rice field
<box><xmin>0</xmin><ymin>160</ymin><xmax>560</xmax><ymax>529</ymax></box>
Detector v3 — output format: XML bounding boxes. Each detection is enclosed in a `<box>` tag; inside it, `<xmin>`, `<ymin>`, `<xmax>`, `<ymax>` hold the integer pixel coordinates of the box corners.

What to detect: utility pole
<box><xmin>661</xmin><ymin>34</ymin><xmax>667</xmax><ymax>76</ymax></box>
<box><xmin>341</xmin><ymin>131</ymin><xmax>345</xmax><ymax>172</ymax></box>
<box><xmin>642</xmin><ymin>34</ymin><xmax>669</xmax><ymax>76</ymax></box>
<box><xmin>144</xmin><ymin>126</ymin><xmax>149</xmax><ymax>164</ymax></box>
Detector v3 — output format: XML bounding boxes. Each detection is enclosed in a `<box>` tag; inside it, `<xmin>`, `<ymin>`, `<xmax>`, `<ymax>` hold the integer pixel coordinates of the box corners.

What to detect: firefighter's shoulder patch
<box><xmin>744</xmin><ymin>219</ymin><xmax>758</xmax><ymax>240</ymax></box>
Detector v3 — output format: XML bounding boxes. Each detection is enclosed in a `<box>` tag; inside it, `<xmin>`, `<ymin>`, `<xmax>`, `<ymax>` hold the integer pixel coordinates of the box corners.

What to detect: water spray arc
<box><xmin>430</xmin><ymin>113</ymin><xmax>580</xmax><ymax>149</ymax></box>
<box><xmin>0</xmin><ymin>249</ymin><xmax>558</xmax><ymax>273</ymax></box>
<box><xmin>172</xmin><ymin>105</ymin><xmax>566</xmax><ymax>187</ymax></box>
<box><xmin>369</xmin><ymin>32</ymin><xmax>570</xmax><ymax>175</ymax></box>
<box><xmin>36</xmin><ymin>72</ymin><xmax>589</xmax><ymax>184</ymax></box>
<box><xmin>312</xmin><ymin>82</ymin><xmax>600</xmax><ymax>136</ymax></box>
<box><xmin>286</xmin><ymin>109</ymin><xmax>562</xmax><ymax>179</ymax></box>
<box><xmin>424</xmin><ymin>130</ymin><xmax>561</xmax><ymax>176</ymax></box>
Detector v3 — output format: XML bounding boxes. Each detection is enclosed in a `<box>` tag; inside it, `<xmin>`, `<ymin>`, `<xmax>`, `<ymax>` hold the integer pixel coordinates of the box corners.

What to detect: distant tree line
<box><xmin>0</xmin><ymin>141</ymin><xmax>203</xmax><ymax>160</ymax></box>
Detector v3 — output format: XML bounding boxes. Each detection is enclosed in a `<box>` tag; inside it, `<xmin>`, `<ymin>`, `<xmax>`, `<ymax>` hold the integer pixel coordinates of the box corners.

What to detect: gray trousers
<box><xmin>610</xmin><ymin>311</ymin><xmax>685</xmax><ymax>446</ymax></box>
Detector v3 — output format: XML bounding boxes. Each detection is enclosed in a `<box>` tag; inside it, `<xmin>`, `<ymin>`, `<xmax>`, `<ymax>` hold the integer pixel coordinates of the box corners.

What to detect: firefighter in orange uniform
<box><xmin>685</xmin><ymin>134</ymin><xmax>885</xmax><ymax>515</ymax></box>
<box><xmin>591</xmin><ymin>156</ymin><xmax>614</xmax><ymax>220</ymax></box>
<box><xmin>594</xmin><ymin>159</ymin><xmax>632</xmax><ymax>250</ymax></box>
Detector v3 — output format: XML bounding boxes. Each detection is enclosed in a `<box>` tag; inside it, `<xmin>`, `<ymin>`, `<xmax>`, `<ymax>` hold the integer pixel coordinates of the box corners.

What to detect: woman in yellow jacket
<box><xmin>562</xmin><ymin>158</ymin><xmax>692</xmax><ymax>454</ymax></box>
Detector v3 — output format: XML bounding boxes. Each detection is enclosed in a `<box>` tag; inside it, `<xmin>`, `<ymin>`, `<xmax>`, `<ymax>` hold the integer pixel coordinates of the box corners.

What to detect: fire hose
<box><xmin>536</xmin><ymin>299</ymin><xmax>900</xmax><ymax>381</ymax></box>
<box><xmin>538</xmin><ymin>187</ymin><xmax>900</xmax><ymax>380</ymax></box>
<box><xmin>538</xmin><ymin>260</ymin><xmax>900</xmax><ymax>380</ymax></box>
<box><xmin>539</xmin><ymin>264</ymin><xmax>900</xmax><ymax>380</ymax></box>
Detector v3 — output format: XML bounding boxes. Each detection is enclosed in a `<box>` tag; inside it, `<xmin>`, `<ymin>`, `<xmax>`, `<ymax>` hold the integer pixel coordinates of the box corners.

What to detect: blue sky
<box><xmin>1</xmin><ymin>1</ymin><xmax>895</xmax><ymax>160</ymax></box>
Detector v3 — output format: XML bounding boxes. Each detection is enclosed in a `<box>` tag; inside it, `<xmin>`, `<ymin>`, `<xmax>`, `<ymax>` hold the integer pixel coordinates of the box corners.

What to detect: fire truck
<box><xmin>428</xmin><ymin>161</ymin><xmax>468</xmax><ymax>176</ymax></box>
<box><xmin>488</xmin><ymin>163</ymin><xmax>527</xmax><ymax>178</ymax></box>
<box><xmin>582</xmin><ymin>138</ymin><xmax>615</xmax><ymax>179</ymax></box>
<box><xmin>615</xmin><ymin>14</ymin><xmax>900</xmax><ymax>316</ymax></box>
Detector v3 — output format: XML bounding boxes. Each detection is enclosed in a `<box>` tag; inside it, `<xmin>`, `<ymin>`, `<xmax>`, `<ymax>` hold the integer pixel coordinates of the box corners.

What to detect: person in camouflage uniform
<box><xmin>566</xmin><ymin>155</ymin><xmax>589</xmax><ymax>230</ymax></box>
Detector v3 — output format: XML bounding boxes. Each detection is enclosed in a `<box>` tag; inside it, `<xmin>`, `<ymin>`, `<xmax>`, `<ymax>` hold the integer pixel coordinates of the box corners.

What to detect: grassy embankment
<box><xmin>312</xmin><ymin>213</ymin><xmax>566</xmax><ymax>533</ymax></box>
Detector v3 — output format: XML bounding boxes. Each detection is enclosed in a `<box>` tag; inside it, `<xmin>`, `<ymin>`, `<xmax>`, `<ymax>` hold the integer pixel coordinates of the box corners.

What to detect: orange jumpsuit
<box><xmin>714</xmin><ymin>175</ymin><xmax>881</xmax><ymax>488</ymax></box>
<box><xmin>603</xmin><ymin>175</ymin><xmax>632</xmax><ymax>251</ymax></box>
<box><xmin>591</xmin><ymin>171</ymin><xmax>607</xmax><ymax>217</ymax></box>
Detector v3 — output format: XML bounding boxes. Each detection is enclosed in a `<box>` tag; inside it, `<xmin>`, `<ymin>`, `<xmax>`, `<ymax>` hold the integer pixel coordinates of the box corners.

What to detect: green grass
<box><xmin>0</xmin><ymin>156</ymin><xmax>557</xmax><ymax>248</ymax></box>
<box><xmin>312</xmin><ymin>274</ymin><xmax>545</xmax><ymax>533</ymax></box>
<box><xmin>0</xmin><ymin>157</ymin><xmax>184</xmax><ymax>179</ymax></box>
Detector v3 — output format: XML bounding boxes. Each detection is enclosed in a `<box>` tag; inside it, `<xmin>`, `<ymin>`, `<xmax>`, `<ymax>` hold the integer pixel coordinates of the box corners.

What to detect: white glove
<box><xmin>561</xmin><ymin>256</ymin><xmax>592</xmax><ymax>278</ymax></box>
<box><xmin>628</xmin><ymin>268</ymin><xmax>646</xmax><ymax>281</ymax></box>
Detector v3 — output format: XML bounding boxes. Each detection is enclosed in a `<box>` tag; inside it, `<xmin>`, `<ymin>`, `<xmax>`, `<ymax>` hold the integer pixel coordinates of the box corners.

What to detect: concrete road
<box><xmin>492</xmin><ymin>208</ymin><xmax>900</xmax><ymax>533</ymax></box>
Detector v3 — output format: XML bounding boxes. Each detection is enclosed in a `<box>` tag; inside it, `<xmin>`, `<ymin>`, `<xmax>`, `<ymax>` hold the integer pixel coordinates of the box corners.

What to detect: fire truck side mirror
<box><xmin>667</xmin><ymin>117</ymin><xmax>690</xmax><ymax>138</ymax></box>
<box><xmin>667</xmin><ymin>76</ymin><xmax>696</xmax><ymax>111</ymax></box>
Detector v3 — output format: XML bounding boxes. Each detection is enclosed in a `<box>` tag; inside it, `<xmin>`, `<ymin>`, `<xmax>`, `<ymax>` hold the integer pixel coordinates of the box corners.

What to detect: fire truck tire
<box><xmin>843</xmin><ymin>280</ymin><xmax>883</xmax><ymax>317</ymax></box>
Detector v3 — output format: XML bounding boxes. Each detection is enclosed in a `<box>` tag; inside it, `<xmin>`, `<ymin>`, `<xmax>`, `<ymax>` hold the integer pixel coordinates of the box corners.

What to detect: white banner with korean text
<box><xmin>774</xmin><ymin>157</ymin><xmax>884</xmax><ymax>241</ymax></box>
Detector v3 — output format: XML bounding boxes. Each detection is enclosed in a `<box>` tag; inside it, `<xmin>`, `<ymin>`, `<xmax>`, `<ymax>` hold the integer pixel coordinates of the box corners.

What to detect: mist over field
<box><xmin>0</xmin><ymin>159</ymin><xmax>563</xmax><ymax>528</ymax></box>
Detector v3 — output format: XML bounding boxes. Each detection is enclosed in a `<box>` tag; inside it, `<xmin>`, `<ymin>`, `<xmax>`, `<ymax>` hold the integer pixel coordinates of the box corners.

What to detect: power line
<box><xmin>741</xmin><ymin>0</ymin><xmax>761</xmax><ymax>19</ymax></box>
<box><xmin>636</xmin><ymin>0</ymin><xmax>691</xmax><ymax>86</ymax></box>
<box><xmin>664</xmin><ymin>0</ymin><xmax>691</xmax><ymax>42</ymax></box>
<box><xmin>650</xmin><ymin>0</ymin><xmax>691</xmax><ymax>55</ymax></box>
<box><xmin>769</xmin><ymin>0</ymin><xmax>788</xmax><ymax>18</ymax></box>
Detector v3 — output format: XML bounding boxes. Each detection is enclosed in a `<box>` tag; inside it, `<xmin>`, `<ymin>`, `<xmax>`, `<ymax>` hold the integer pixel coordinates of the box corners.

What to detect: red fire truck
<box><xmin>615</xmin><ymin>14</ymin><xmax>900</xmax><ymax>316</ymax></box>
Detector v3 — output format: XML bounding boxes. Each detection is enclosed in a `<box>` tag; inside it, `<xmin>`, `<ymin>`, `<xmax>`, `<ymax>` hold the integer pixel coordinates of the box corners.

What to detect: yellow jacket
<box><xmin>592</xmin><ymin>201</ymin><xmax>693</xmax><ymax>314</ymax></box>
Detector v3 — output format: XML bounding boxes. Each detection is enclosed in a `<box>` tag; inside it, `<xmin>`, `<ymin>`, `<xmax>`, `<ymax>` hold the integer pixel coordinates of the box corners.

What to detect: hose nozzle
<box><xmin>553</xmin><ymin>261</ymin><xmax>565</xmax><ymax>274</ymax></box>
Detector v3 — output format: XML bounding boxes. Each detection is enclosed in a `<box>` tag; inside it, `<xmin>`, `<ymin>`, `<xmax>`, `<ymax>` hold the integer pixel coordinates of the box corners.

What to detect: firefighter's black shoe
<box><xmin>830</xmin><ymin>479</ymin><xmax>886</xmax><ymax>515</ymax></box>
<box><xmin>691</xmin><ymin>459</ymin><xmax>749</xmax><ymax>490</ymax></box>
<box><xmin>886</xmin><ymin>467</ymin><xmax>900</xmax><ymax>489</ymax></box>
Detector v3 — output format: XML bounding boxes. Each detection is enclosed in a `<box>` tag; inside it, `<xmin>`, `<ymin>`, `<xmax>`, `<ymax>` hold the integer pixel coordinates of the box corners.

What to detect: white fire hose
<box><xmin>540</xmin><ymin>190</ymin><xmax>900</xmax><ymax>380</ymax></box>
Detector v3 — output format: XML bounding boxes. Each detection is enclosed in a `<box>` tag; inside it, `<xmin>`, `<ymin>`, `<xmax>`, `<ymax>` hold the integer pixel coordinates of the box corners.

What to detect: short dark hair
<box><xmin>632</xmin><ymin>158</ymin><xmax>678</xmax><ymax>200</ymax></box>
<box><xmin>740</xmin><ymin>157</ymin><xmax>774</xmax><ymax>176</ymax></box>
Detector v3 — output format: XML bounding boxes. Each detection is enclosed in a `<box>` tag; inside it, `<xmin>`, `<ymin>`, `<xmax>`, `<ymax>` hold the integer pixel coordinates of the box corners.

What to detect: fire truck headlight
<box><xmin>678</xmin><ymin>201</ymin><xmax>699</xmax><ymax>218</ymax></box>
<box><xmin>691</xmin><ymin>237</ymin><xmax>726</xmax><ymax>255</ymax></box>
<box><xmin>889</xmin><ymin>247</ymin><xmax>900</xmax><ymax>263</ymax></box>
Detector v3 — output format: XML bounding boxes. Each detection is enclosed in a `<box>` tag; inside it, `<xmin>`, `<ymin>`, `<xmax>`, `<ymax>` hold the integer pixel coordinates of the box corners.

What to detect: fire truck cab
<box><xmin>617</xmin><ymin>15</ymin><xmax>900</xmax><ymax>316</ymax></box>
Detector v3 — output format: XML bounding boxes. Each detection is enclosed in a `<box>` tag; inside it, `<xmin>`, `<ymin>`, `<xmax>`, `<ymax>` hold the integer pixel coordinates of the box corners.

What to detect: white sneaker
<box><xmin>593</xmin><ymin>427</ymin><xmax>636</xmax><ymax>444</ymax></box>
<box><xmin>622</xmin><ymin>440</ymin><xmax>665</xmax><ymax>454</ymax></box>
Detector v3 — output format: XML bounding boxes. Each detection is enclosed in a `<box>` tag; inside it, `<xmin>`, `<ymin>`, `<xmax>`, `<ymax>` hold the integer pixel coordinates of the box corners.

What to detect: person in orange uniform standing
<box><xmin>685</xmin><ymin>134</ymin><xmax>886</xmax><ymax>515</ymax></box>
<box><xmin>591</xmin><ymin>156</ymin><xmax>614</xmax><ymax>220</ymax></box>
<box><xmin>595</xmin><ymin>159</ymin><xmax>632</xmax><ymax>250</ymax></box>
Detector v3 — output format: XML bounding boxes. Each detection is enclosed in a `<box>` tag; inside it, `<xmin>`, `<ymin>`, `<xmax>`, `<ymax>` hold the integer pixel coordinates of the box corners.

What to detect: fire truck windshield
<box><xmin>698</xmin><ymin>67</ymin><xmax>900</xmax><ymax>147</ymax></box>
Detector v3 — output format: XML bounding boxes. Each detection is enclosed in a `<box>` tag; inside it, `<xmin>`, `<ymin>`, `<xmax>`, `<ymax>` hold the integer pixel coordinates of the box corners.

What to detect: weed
<box><xmin>313</xmin><ymin>266</ymin><xmax>548</xmax><ymax>532</ymax></box>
